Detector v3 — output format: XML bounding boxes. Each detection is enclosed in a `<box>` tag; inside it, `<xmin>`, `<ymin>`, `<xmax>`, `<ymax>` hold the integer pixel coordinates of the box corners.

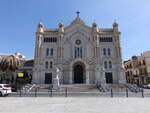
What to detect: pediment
<box><xmin>65</xmin><ymin>24</ymin><xmax>91</xmax><ymax>42</ymax></box>
<box><xmin>69</xmin><ymin>29</ymin><xmax>87</xmax><ymax>38</ymax></box>
<box><xmin>65</xmin><ymin>15</ymin><xmax>91</xmax><ymax>33</ymax></box>
<box><xmin>65</xmin><ymin>23</ymin><xmax>91</xmax><ymax>37</ymax></box>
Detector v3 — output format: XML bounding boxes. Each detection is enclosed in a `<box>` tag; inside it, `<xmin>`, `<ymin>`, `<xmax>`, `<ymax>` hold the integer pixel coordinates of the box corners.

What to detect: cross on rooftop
<box><xmin>76</xmin><ymin>11</ymin><xmax>80</xmax><ymax>17</ymax></box>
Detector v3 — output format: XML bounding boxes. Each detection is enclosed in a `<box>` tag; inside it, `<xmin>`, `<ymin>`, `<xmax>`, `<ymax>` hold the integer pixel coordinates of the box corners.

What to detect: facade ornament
<box><xmin>53</xmin><ymin>67</ymin><xmax>60</xmax><ymax>90</ymax></box>
<box><xmin>58</xmin><ymin>22</ymin><xmax>64</xmax><ymax>33</ymax></box>
<box><xmin>92</xmin><ymin>22</ymin><xmax>99</xmax><ymax>33</ymax></box>
<box><xmin>37</xmin><ymin>22</ymin><xmax>44</xmax><ymax>33</ymax></box>
<box><xmin>113</xmin><ymin>21</ymin><xmax>118</xmax><ymax>31</ymax></box>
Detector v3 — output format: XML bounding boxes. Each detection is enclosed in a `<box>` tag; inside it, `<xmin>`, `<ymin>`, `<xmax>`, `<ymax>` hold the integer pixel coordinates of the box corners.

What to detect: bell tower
<box><xmin>92</xmin><ymin>22</ymin><xmax>99</xmax><ymax>58</ymax></box>
<box><xmin>57</xmin><ymin>22</ymin><xmax>64</xmax><ymax>58</ymax></box>
<box><xmin>34</xmin><ymin>22</ymin><xmax>44</xmax><ymax>59</ymax></box>
<box><xmin>32</xmin><ymin>22</ymin><xmax>44</xmax><ymax>84</ymax></box>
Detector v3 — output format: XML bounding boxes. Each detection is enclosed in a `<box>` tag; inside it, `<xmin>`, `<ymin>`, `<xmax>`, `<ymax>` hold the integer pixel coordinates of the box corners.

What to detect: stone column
<box><xmin>95</xmin><ymin>47</ymin><xmax>97</xmax><ymax>58</ymax></box>
<box><xmin>95</xmin><ymin>66</ymin><xmax>106</xmax><ymax>86</ymax></box>
<box><xmin>32</xmin><ymin>70</ymin><xmax>36</xmax><ymax>84</ymax></box>
<box><xmin>57</xmin><ymin>47</ymin><xmax>59</xmax><ymax>58</ymax></box>
<box><xmin>119</xmin><ymin>68</ymin><xmax>126</xmax><ymax>84</ymax></box>
<box><xmin>69</xmin><ymin>69</ymin><xmax>73</xmax><ymax>84</ymax></box>
<box><xmin>61</xmin><ymin>47</ymin><xmax>63</xmax><ymax>58</ymax></box>
<box><xmin>62</xmin><ymin>47</ymin><xmax>64</xmax><ymax>58</ymax></box>
<box><xmin>59</xmin><ymin>69</ymin><xmax>63</xmax><ymax>84</ymax></box>
<box><xmin>59</xmin><ymin>47</ymin><xmax>61</xmax><ymax>58</ymax></box>
<box><xmin>96</xmin><ymin>47</ymin><xmax>98</xmax><ymax>57</ymax></box>
<box><xmin>86</xmin><ymin>69</ymin><xmax>90</xmax><ymax>84</ymax></box>
<box><xmin>101</xmin><ymin>69</ymin><xmax>106</xmax><ymax>86</ymax></box>
<box><xmin>93</xmin><ymin>47</ymin><xmax>95</xmax><ymax>58</ymax></box>
<box><xmin>95</xmin><ymin>67</ymin><xmax>100</xmax><ymax>85</ymax></box>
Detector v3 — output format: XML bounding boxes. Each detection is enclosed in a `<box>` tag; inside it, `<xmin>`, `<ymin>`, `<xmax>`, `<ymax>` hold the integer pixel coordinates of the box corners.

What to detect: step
<box><xmin>60</xmin><ymin>84</ymin><xmax>97</xmax><ymax>92</ymax></box>
<box><xmin>61</xmin><ymin>84</ymin><xmax>96</xmax><ymax>88</ymax></box>
<box><xmin>30</xmin><ymin>84</ymin><xmax>98</xmax><ymax>92</ymax></box>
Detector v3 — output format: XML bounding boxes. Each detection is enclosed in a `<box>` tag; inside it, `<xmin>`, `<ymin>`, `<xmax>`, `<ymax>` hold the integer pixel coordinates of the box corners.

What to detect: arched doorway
<box><xmin>73</xmin><ymin>62</ymin><xmax>85</xmax><ymax>84</ymax></box>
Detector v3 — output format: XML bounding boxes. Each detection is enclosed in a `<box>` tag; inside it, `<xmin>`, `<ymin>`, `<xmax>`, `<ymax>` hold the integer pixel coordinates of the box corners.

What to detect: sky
<box><xmin>0</xmin><ymin>0</ymin><xmax>150</xmax><ymax>61</ymax></box>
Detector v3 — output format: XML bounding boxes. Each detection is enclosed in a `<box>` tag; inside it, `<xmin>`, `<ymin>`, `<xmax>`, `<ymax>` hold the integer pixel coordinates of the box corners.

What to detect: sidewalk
<box><xmin>0</xmin><ymin>97</ymin><xmax>150</xmax><ymax>113</ymax></box>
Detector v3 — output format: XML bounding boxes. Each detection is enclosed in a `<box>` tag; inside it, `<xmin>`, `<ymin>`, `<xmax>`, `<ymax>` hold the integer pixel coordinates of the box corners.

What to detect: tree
<box><xmin>0</xmin><ymin>55</ymin><xmax>19</xmax><ymax>72</ymax></box>
<box><xmin>0</xmin><ymin>55</ymin><xmax>19</xmax><ymax>84</ymax></box>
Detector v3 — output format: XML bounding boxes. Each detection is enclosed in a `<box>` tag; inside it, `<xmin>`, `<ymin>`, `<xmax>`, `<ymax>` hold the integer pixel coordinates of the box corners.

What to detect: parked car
<box><xmin>141</xmin><ymin>84</ymin><xmax>147</xmax><ymax>88</ymax></box>
<box><xmin>147</xmin><ymin>84</ymin><xmax>150</xmax><ymax>89</ymax></box>
<box><xmin>0</xmin><ymin>84</ymin><xmax>12</xmax><ymax>96</ymax></box>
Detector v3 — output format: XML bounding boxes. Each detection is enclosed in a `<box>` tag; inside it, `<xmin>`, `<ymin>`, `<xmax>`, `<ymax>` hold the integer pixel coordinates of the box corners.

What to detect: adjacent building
<box><xmin>124</xmin><ymin>51</ymin><xmax>150</xmax><ymax>85</ymax></box>
<box><xmin>0</xmin><ymin>53</ymin><xmax>33</xmax><ymax>84</ymax></box>
<box><xmin>32</xmin><ymin>12</ymin><xmax>125</xmax><ymax>85</ymax></box>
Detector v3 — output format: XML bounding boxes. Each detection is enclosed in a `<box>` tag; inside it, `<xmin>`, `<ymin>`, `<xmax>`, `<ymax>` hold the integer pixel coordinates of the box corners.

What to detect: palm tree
<box><xmin>0</xmin><ymin>55</ymin><xmax>19</xmax><ymax>72</ymax></box>
<box><xmin>0</xmin><ymin>55</ymin><xmax>19</xmax><ymax>84</ymax></box>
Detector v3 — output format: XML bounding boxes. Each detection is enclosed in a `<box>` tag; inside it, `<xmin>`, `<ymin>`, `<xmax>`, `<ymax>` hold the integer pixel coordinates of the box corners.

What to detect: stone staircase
<box><xmin>125</xmin><ymin>83</ymin><xmax>142</xmax><ymax>92</ymax></box>
<box><xmin>60</xmin><ymin>84</ymin><xmax>98</xmax><ymax>92</ymax></box>
<box><xmin>106</xmin><ymin>84</ymin><xmax>127</xmax><ymax>92</ymax></box>
<box><xmin>29</xmin><ymin>84</ymin><xmax>127</xmax><ymax>92</ymax></box>
<box><xmin>30</xmin><ymin>84</ymin><xmax>98</xmax><ymax>92</ymax></box>
<box><xmin>21</xmin><ymin>84</ymin><xmax>35</xmax><ymax>92</ymax></box>
<box><xmin>30</xmin><ymin>84</ymin><xmax>52</xmax><ymax>92</ymax></box>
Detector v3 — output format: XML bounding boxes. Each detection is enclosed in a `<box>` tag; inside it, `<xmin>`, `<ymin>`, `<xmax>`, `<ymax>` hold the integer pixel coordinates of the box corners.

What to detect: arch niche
<box><xmin>73</xmin><ymin>61</ymin><xmax>86</xmax><ymax>84</ymax></box>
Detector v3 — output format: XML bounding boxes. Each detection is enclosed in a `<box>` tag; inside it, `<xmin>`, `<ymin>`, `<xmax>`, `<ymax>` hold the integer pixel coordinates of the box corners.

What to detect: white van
<box><xmin>0</xmin><ymin>84</ymin><xmax>12</xmax><ymax>96</ymax></box>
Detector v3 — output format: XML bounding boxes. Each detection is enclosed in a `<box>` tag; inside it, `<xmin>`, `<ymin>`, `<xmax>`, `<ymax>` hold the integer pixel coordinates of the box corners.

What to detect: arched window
<box><xmin>45</xmin><ymin>61</ymin><xmax>48</xmax><ymax>69</ymax></box>
<box><xmin>50</xmin><ymin>48</ymin><xmax>53</xmax><ymax>56</ymax></box>
<box><xmin>77</xmin><ymin>47</ymin><xmax>80</xmax><ymax>57</ymax></box>
<box><xmin>80</xmin><ymin>47</ymin><xmax>82</xmax><ymax>58</ymax></box>
<box><xmin>50</xmin><ymin>38</ymin><xmax>52</xmax><ymax>42</ymax></box>
<box><xmin>74</xmin><ymin>47</ymin><xmax>82</xmax><ymax>58</ymax></box>
<box><xmin>143</xmin><ymin>60</ymin><xmax>145</xmax><ymax>65</ymax></box>
<box><xmin>104</xmin><ymin>61</ymin><xmax>107</xmax><ymax>69</ymax></box>
<box><xmin>136</xmin><ymin>70</ymin><xmax>138</xmax><ymax>75</ymax></box>
<box><xmin>50</xmin><ymin>61</ymin><xmax>53</xmax><ymax>69</ymax></box>
<box><xmin>46</xmin><ymin>48</ymin><xmax>49</xmax><ymax>56</ymax></box>
<box><xmin>109</xmin><ymin>61</ymin><xmax>112</xmax><ymax>69</ymax></box>
<box><xmin>74</xmin><ymin>39</ymin><xmax>82</xmax><ymax>58</ymax></box>
<box><xmin>75</xmin><ymin>47</ymin><xmax>77</xmax><ymax>58</ymax></box>
<box><xmin>108</xmin><ymin>48</ymin><xmax>111</xmax><ymax>56</ymax></box>
<box><xmin>103</xmin><ymin>48</ymin><xmax>106</xmax><ymax>56</ymax></box>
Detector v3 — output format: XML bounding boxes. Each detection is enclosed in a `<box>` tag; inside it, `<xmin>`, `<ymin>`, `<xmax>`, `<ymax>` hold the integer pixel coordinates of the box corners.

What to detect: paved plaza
<box><xmin>0</xmin><ymin>97</ymin><xmax>150</xmax><ymax>113</ymax></box>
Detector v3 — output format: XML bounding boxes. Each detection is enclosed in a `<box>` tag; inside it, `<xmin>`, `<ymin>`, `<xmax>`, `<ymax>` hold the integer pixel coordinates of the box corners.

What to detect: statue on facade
<box><xmin>53</xmin><ymin>67</ymin><xmax>60</xmax><ymax>90</ymax></box>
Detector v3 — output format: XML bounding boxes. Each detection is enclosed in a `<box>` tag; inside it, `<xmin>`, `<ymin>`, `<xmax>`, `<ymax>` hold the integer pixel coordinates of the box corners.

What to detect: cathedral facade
<box><xmin>32</xmin><ymin>13</ymin><xmax>125</xmax><ymax>85</ymax></box>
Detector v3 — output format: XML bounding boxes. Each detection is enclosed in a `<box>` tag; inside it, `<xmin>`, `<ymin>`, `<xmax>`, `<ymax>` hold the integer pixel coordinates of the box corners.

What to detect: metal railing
<box><xmin>6</xmin><ymin>87</ymin><xmax>149</xmax><ymax>98</ymax></box>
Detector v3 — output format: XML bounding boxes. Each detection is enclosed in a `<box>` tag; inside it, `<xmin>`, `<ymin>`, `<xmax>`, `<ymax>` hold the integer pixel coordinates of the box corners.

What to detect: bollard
<box><xmin>126</xmin><ymin>88</ymin><xmax>128</xmax><ymax>98</ymax></box>
<box><xmin>20</xmin><ymin>90</ymin><xmax>22</xmax><ymax>97</ymax></box>
<box><xmin>111</xmin><ymin>89</ymin><xmax>113</xmax><ymax>98</ymax></box>
<box><xmin>141</xmin><ymin>89</ymin><xmax>144</xmax><ymax>98</ymax></box>
<box><xmin>50</xmin><ymin>88</ymin><xmax>52</xmax><ymax>97</ymax></box>
<box><xmin>65</xmin><ymin>88</ymin><xmax>68</xmax><ymax>97</ymax></box>
<box><xmin>35</xmin><ymin>88</ymin><xmax>37</xmax><ymax>97</ymax></box>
